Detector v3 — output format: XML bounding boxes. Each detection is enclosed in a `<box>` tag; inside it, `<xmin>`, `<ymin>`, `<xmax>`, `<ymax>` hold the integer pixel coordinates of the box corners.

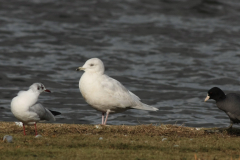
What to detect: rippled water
<box><xmin>1</xmin><ymin>0</ymin><xmax>240</xmax><ymax>127</ymax></box>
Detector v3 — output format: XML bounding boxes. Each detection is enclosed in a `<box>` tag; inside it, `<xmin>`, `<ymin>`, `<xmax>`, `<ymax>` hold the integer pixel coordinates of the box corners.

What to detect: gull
<box><xmin>76</xmin><ymin>58</ymin><xmax>158</xmax><ymax>125</ymax></box>
<box><xmin>11</xmin><ymin>83</ymin><xmax>61</xmax><ymax>135</ymax></box>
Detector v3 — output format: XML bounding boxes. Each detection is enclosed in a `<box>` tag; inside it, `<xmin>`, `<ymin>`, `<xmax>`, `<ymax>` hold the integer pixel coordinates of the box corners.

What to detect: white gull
<box><xmin>11</xmin><ymin>83</ymin><xmax>61</xmax><ymax>135</ymax></box>
<box><xmin>76</xmin><ymin>58</ymin><xmax>158</xmax><ymax>125</ymax></box>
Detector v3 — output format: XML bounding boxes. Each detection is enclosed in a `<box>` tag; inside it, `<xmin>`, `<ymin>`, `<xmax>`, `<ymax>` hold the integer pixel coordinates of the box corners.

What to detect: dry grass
<box><xmin>0</xmin><ymin>122</ymin><xmax>205</xmax><ymax>137</ymax></box>
<box><xmin>1</xmin><ymin>122</ymin><xmax>240</xmax><ymax>160</ymax></box>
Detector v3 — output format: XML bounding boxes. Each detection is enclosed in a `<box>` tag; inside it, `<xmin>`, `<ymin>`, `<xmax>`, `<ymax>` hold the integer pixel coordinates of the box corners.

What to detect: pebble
<box><xmin>35</xmin><ymin>135</ymin><xmax>42</xmax><ymax>138</ymax></box>
<box><xmin>99</xmin><ymin>137</ymin><xmax>103</xmax><ymax>140</ymax></box>
<box><xmin>162</xmin><ymin>138</ymin><xmax>167</xmax><ymax>141</ymax></box>
<box><xmin>95</xmin><ymin>125</ymin><xmax>102</xmax><ymax>129</ymax></box>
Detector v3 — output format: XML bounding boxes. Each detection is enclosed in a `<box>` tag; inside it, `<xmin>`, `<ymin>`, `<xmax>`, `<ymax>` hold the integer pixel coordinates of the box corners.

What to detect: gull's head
<box><xmin>76</xmin><ymin>58</ymin><xmax>105</xmax><ymax>74</ymax></box>
<box><xmin>204</xmin><ymin>87</ymin><xmax>225</xmax><ymax>102</ymax></box>
<box><xmin>29</xmin><ymin>83</ymin><xmax>51</xmax><ymax>94</ymax></box>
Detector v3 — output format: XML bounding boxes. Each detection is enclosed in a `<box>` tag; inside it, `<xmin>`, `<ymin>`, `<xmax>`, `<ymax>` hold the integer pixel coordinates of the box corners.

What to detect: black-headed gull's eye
<box><xmin>37</xmin><ymin>87</ymin><xmax>40</xmax><ymax>90</ymax></box>
<box><xmin>90</xmin><ymin>64</ymin><xmax>94</xmax><ymax>66</ymax></box>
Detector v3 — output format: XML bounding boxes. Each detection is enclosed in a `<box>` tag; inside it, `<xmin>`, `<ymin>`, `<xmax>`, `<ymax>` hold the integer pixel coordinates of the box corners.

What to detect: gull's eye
<box><xmin>37</xmin><ymin>87</ymin><xmax>40</xmax><ymax>90</ymax></box>
<box><xmin>90</xmin><ymin>64</ymin><xmax>94</xmax><ymax>66</ymax></box>
<box><xmin>41</xmin><ymin>87</ymin><xmax>44</xmax><ymax>89</ymax></box>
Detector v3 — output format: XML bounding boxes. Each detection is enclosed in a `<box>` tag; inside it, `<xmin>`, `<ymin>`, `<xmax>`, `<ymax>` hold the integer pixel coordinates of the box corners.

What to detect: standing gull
<box><xmin>11</xmin><ymin>83</ymin><xmax>61</xmax><ymax>135</ymax></box>
<box><xmin>76</xmin><ymin>58</ymin><xmax>158</xmax><ymax>125</ymax></box>
<box><xmin>205</xmin><ymin>87</ymin><xmax>240</xmax><ymax>129</ymax></box>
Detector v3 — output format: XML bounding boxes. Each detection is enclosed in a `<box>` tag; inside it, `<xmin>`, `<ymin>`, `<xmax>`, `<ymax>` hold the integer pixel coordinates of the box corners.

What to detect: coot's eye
<box><xmin>90</xmin><ymin>64</ymin><xmax>94</xmax><ymax>66</ymax></box>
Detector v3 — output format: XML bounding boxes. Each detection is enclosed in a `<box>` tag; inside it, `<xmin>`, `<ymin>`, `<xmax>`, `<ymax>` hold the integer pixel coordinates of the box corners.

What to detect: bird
<box><xmin>76</xmin><ymin>58</ymin><xmax>158</xmax><ymax>125</ymax></box>
<box><xmin>11</xmin><ymin>83</ymin><xmax>61</xmax><ymax>136</ymax></box>
<box><xmin>205</xmin><ymin>87</ymin><xmax>240</xmax><ymax>130</ymax></box>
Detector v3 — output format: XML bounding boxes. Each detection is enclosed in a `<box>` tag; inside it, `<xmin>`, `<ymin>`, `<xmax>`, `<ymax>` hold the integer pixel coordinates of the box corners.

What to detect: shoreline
<box><xmin>1</xmin><ymin>122</ymin><xmax>205</xmax><ymax>136</ymax></box>
<box><xmin>1</xmin><ymin>122</ymin><xmax>240</xmax><ymax>160</ymax></box>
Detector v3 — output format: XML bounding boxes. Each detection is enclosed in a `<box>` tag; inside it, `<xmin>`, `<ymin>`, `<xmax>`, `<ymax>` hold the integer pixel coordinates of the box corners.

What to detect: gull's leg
<box><xmin>102</xmin><ymin>112</ymin><xmax>105</xmax><ymax>125</ymax></box>
<box><xmin>23</xmin><ymin>124</ymin><xmax>26</xmax><ymax>135</ymax></box>
<box><xmin>34</xmin><ymin>123</ymin><xmax>38</xmax><ymax>136</ymax></box>
<box><xmin>104</xmin><ymin>110</ymin><xmax>110</xmax><ymax>125</ymax></box>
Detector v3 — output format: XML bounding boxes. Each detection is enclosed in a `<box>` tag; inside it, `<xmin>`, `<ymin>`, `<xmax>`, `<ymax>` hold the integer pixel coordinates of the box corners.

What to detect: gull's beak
<box><xmin>76</xmin><ymin>67</ymin><xmax>85</xmax><ymax>71</ymax></box>
<box><xmin>204</xmin><ymin>95</ymin><xmax>210</xmax><ymax>102</ymax></box>
<box><xmin>44</xmin><ymin>89</ymin><xmax>51</xmax><ymax>93</ymax></box>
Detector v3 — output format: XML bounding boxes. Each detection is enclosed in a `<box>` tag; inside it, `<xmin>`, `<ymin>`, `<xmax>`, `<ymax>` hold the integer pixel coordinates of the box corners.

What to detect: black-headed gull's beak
<box><xmin>44</xmin><ymin>89</ymin><xmax>51</xmax><ymax>93</ymax></box>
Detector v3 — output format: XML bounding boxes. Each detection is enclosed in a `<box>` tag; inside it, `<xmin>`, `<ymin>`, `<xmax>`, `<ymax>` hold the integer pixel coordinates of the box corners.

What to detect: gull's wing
<box><xmin>101</xmin><ymin>75</ymin><xmax>137</xmax><ymax>106</ymax></box>
<box><xmin>100</xmin><ymin>75</ymin><xmax>158</xmax><ymax>111</ymax></box>
<box><xmin>29</xmin><ymin>103</ymin><xmax>55</xmax><ymax>121</ymax></box>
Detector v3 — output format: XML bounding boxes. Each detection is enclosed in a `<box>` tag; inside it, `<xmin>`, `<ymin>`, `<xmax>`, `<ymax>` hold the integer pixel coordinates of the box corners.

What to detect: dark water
<box><xmin>1</xmin><ymin>0</ymin><xmax>240</xmax><ymax>127</ymax></box>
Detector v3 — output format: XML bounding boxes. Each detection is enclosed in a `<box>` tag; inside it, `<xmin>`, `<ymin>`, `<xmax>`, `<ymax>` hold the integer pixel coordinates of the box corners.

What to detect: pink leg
<box><xmin>23</xmin><ymin>124</ymin><xmax>26</xmax><ymax>135</ymax></box>
<box><xmin>34</xmin><ymin>123</ymin><xmax>38</xmax><ymax>136</ymax></box>
<box><xmin>104</xmin><ymin>111</ymin><xmax>110</xmax><ymax>125</ymax></box>
<box><xmin>102</xmin><ymin>112</ymin><xmax>105</xmax><ymax>125</ymax></box>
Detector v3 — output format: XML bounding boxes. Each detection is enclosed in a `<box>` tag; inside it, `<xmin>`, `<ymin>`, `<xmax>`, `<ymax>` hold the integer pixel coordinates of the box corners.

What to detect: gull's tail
<box><xmin>49</xmin><ymin>110</ymin><xmax>61</xmax><ymax>116</ymax></box>
<box><xmin>128</xmin><ymin>91</ymin><xmax>158</xmax><ymax>111</ymax></box>
<box><xmin>132</xmin><ymin>103</ymin><xmax>158</xmax><ymax>111</ymax></box>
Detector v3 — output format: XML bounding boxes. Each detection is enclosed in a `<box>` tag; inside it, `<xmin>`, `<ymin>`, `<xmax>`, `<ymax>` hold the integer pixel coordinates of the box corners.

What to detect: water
<box><xmin>1</xmin><ymin>0</ymin><xmax>240</xmax><ymax>127</ymax></box>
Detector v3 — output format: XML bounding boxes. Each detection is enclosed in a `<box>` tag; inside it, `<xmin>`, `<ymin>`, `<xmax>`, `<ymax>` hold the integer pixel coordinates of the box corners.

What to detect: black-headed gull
<box><xmin>76</xmin><ymin>58</ymin><xmax>158</xmax><ymax>125</ymax></box>
<box><xmin>11</xmin><ymin>83</ymin><xmax>61</xmax><ymax>135</ymax></box>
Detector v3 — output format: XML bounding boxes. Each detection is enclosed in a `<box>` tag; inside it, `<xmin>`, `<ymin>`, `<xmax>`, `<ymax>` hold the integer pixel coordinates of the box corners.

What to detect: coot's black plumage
<box><xmin>205</xmin><ymin>87</ymin><xmax>240</xmax><ymax>129</ymax></box>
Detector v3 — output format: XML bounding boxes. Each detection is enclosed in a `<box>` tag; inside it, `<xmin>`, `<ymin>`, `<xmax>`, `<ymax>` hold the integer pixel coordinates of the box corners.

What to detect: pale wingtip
<box><xmin>134</xmin><ymin>104</ymin><xmax>159</xmax><ymax>111</ymax></box>
<box><xmin>147</xmin><ymin>105</ymin><xmax>158</xmax><ymax>111</ymax></box>
<box><xmin>151</xmin><ymin>107</ymin><xmax>159</xmax><ymax>111</ymax></box>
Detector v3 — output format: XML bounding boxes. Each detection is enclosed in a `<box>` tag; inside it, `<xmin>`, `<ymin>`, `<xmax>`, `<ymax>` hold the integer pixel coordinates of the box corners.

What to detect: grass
<box><xmin>1</xmin><ymin>122</ymin><xmax>240</xmax><ymax>160</ymax></box>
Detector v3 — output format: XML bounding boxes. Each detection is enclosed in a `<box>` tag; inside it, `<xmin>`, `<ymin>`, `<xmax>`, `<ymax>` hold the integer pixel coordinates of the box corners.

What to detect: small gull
<box><xmin>11</xmin><ymin>83</ymin><xmax>61</xmax><ymax>135</ymax></box>
<box><xmin>76</xmin><ymin>58</ymin><xmax>158</xmax><ymax>125</ymax></box>
<box><xmin>205</xmin><ymin>87</ymin><xmax>240</xmax><ymax>129</ymax></box>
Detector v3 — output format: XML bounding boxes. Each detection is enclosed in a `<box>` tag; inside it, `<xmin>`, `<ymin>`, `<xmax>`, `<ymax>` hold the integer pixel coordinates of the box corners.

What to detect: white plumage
<box><xmin>76</xmin><ymin>58</ymin><xmax>158</xmax><ymax>125</ymax></box>
<box><xmin>11</xmin><ymin>83</ymin><xmax>60</xmax><ymax>135</ymax></box>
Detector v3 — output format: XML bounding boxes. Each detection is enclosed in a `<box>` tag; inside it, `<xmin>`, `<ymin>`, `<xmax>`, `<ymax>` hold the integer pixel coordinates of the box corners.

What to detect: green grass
<box><xmin>1</xmin><ymin>122</ymin><xmax>240</xmax><ymax>160</ymax></box>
